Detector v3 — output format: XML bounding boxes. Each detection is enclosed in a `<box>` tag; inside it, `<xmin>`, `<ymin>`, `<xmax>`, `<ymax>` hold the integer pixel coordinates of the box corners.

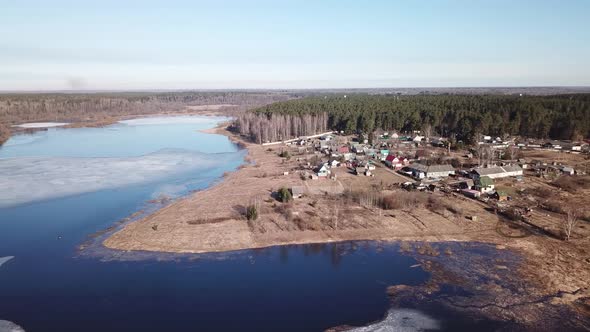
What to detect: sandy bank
<box><xmin>102</xmin><ymin>125</ymin><xmax>549</xmax><ymax>255</ymax></box>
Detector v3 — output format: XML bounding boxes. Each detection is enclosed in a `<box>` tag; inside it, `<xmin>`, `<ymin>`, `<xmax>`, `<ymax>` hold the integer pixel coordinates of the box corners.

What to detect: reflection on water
<box><xmin>0</xmin><ymin>117</ymin><xmax>517</xmax><ymax>331</ymax></box>
<box><xmin>0</xmin><ymin>117</ymin><xmax>428</xmax><ymax>332</ymax></box>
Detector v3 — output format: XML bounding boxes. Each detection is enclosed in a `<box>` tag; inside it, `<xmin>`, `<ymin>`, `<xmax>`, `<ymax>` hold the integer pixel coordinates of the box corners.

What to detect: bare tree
<box><xmin>422</xmin><ymin>124</ymin><xmax>432</xmax><ymax>143</ymax></box>
<box><xmin>507</xmin><ymin>146</ymin><xmax>518</xmax><ymax>161</ymax></box>
<box><xmin>563</xmin><ymin>206</ymin><xmax>579</xmax><ymax>241</ymax></box>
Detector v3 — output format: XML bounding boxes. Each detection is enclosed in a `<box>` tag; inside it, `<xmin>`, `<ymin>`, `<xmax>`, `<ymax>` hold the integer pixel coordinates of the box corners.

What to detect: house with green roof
<box><xmin>475</xmin><ymin>176</ymin><xmax>495</xmax><ymax>193</ymax></box>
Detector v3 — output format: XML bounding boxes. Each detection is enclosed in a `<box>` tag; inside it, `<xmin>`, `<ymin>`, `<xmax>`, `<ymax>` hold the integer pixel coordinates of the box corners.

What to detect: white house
<box><xmin>413</xmin><ymin>135</ymin><xmax>424</xmax><ymax>143</ymax></box>
<box><xmin>560</xmin><ymin>166</ymin><xmax>575</xmax><ymax>175</ymax></box>
<box><xmin>472</xmin><ymin>165</ymin><xmax>523</xmax><ymax>180</ymax></box>
<box><xmin>406</xmin><ymin>164</ymin><xmax>455</xmax><ymax>179</ymax></box>
<box><xmin>315</xmin><ymin>163</ymin><xmax>331</xmax><ymax>177</ymax></box>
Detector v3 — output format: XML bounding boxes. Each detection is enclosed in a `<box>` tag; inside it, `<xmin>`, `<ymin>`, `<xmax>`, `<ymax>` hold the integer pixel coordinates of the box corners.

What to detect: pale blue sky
<box><xmin>1</xmin><ymin>0</ymin><xmax>589</xmax><ymax>90</ymax></box>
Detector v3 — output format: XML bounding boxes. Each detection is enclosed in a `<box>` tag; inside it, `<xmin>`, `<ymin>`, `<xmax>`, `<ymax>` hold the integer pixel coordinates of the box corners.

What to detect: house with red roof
<box><xmin>385</xmin><ymin>155</ymin><xmax>408</xmax><ymax>169</ymax></box>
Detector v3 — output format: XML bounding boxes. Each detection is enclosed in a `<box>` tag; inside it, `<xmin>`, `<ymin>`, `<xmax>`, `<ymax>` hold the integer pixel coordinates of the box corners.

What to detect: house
<box><xmin>475</xmin><ymin>176</ymin><xmax>494</xmax><ymax>193</ymax></box>
<box><xmin>543</xmin><ymin>141</ymin><xmax>562</xmax><ymax>150</ymax></box>
<box><xmin>472</xmin><ymin>165</ymin><xmax>523</xmax><ymax>180</ymax></box>
<box><xmin>406</xmin><ymin>164</ymin><xmax>455</xmax><ymax>179</ymax></box>
<box><xmin>458</xmin><ymin>179</ymin><xmax>474</xmax><ymax>190</ymax></box>
<box><xmin>560</xmin><ymin>166</ymin><xmax>575</xmax><ymax>175</ymax></box>
<box><xmin>385</xmin><ymin>155</ymin><xmax>408</xmax><ymax>169</ymax></box>
<box><xmin>290</xmin><ymin>186</ymin><xmax>306</xmax><ymax>199</ymax></box>
<box><xmin>502</xmin><ymin>165</ymin><xmax>524</xmax><ymax>177</ymax></box>
<box><xmin>330</xmin><ymin>160</ymin><xmax>341</xmax><ymax>168</ymax></box>
<box><xmin>351</xmin><ymin>144</ymin><xmax>364</xmax><ymax>154</ymax></box>
<box><xmin>379</xmin><ymin>149</ymin><xmax>390</xmax><ymax>160</ymax></box>
<box><xmin>430</xmin><ymin>137</ymin><xmax>447</xmax><ymax>147</ymax></box>
<box><xmin>413</xmin><ymin>135</ymin><xmax>424</xmax><ymax>143</ymax></box>
<box><xmin>343</xmin><ymin>153</ymin><xmax>355</xmax><ymax>161</ymax></box>
<box><xmin>461</xmin><ymin>189</ymin><xmax>481</xmax><ymax>199</ymax></box>
<box><xmin>365</xmin><ymin>148</ymin><xmax>377</xmax><ymax>157</ymax></box>
<box><xmin>315</xmin><ymin>163</ymin><xmax>331</xmax><ymax>178</ymax></box>
<box><xmin>338</xmin><ymin>146</ymin><xmax>350</xmax><ymax>154</ymax></box>
<box><xmin>493</xmin><ymin>191</ymin><xmax>509</xmax><ymax>201</ymax></box>
<box><xmin>355</xmin><ymin>167</ymin><xmax>371</xmax><ymax>176</ymax></box>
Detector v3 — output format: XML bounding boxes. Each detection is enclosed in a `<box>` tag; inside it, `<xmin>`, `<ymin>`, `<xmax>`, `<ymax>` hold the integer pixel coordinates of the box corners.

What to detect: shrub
<box><xmin>246</xmin><ymin>205</ymin><xmax>258</xmax><ymax>221</ymax></box>
<box><xmin>542</xmin><ymin>200</ymin><xmax>564</xmax><ymax>214</ymax></box>
<box><xmin>275</xmin><ymin>204</ymin><xmax>294</xmax><ymax>221</ymax></box>
<box><xmin>277</xmin><ymin>187</ymin><xmax>293</xmax><ymax>203</ymax></box>
<box><xmin>279</xmin><ymin>150</ymin><xmax>291</xmax><ymax>160</ymax></box>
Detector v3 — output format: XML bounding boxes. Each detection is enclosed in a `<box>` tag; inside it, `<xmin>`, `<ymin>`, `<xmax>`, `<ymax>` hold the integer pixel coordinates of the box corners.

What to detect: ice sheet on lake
<box><xmin>119</xmin><ymin>116</ymin><xmax>228</xmax><ymax>126</ymax></box>
<box><xmin>12</xmin><ymin>122</ymin><xmax>69</xmax><ymax>128</ymax></box>
<box><xmin>347</xmin><ymin>309</ymin><xmax>440</xmax><ymax>332</ymax></box>
<box><xmin>0</xmin><ymin>320</ymin><xmax>24</xmax><ymax>332</ymax></box>
<box><xmin>0</xmin><ymin>256</ymin><xmax>14</xmax><ymax>268</ymax></box>
<box><xmin>0</xmin><ymin>149</ymin><xmax>239</xmax><ymax>208</ymax></box>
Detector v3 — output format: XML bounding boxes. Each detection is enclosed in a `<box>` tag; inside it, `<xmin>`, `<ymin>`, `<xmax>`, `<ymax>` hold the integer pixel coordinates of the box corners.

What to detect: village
<box><xmin>272</xmin><ymin>130</ymin><xmax>589</xmax><ymax>230</ymax></box>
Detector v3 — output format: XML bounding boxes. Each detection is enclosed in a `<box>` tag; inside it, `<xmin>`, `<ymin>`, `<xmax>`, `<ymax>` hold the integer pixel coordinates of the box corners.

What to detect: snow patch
<box><xmin>12</xmin><ymin>122</ymin><xmax>69</xmax><ymax>128</ymax></box>
<box><xmin>347</xmin><ymin>309</ymin><xmax>440</xmax><ymax>332</ymax></box>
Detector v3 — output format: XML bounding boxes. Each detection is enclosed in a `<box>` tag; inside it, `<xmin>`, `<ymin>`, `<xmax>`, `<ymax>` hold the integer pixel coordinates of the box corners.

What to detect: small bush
<box><xmin>277</xmin><ymin>187</ymin><xmax>293</xmax><ymax>203</ymax></box>
<box><xmin>542</xmin><ymin>200</ymin><xmax>564</xmax><ymax>214</ymax></box>
<box><xmin>274</xmin><ymin>204</ymin><xmax>293</xmax><ymax>221</ymax></box>
<box><xmin>246</xmin><ymin>205</ymin><xmax>258</xmax><ymax>221</ymax></box>
<box><xmin>279</xmin><ymin>150</ymin><xmax>291</xmax><ymax>160</ymax></box>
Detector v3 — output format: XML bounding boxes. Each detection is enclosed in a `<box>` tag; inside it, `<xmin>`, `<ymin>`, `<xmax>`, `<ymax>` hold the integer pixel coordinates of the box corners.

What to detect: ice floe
<box><xmin>347</xmin><ymin>309</ymin><xmax>440</xmax><ymax>332</ymax></box>
<box><xmin>12</xmin><ymin>122</ymin><xmax>69</xmax><ymax>128</ymax></box>
<box><xmin>0</xmin><ymin>256</ymin><xmax>14</xmax><ymax>268</ymax></box>
<box><xmin>0</xmin><ymin>149</ymin><xmax>240</xmax><ymax>208</ymax></box>
<box><xmin>119</xmin><ymin>116</ymin><xmax>227</xmax><ymax>126</ymax></box>
<box><xmin>0</xmin><ymin>320</ymin><xmax>24</xmax><ymax>332</ymax></box>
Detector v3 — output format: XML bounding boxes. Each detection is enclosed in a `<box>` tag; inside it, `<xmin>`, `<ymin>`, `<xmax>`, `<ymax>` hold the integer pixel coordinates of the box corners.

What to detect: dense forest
<box><xmin>235</xmin><ymin>94</ymin><xmax>590</xmax><ymax>144</ymax></box>
<box><xmin>0</xmin><ymin>91</ymin><xmax>295</xmax><ymax>125</ymax></box>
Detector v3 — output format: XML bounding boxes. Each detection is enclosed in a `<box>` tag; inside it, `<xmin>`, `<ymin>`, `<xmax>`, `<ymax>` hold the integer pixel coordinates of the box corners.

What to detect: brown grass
<box><xmin>552</xmin><ymin>175</ymin><xmax>590</xmax><ymax>193</ymax></box>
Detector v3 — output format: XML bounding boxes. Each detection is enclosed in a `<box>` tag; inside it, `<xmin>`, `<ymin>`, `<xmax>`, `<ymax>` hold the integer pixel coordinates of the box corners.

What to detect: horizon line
<box><xmin>1</xmin><ymin>85</ymin><xmax>590</xmax><ymax>94</ymax></box>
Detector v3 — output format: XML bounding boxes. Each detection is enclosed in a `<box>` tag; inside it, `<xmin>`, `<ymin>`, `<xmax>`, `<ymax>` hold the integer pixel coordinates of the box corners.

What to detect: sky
<box><xmin>1</xmin><ymin>0</ymin><xmax>589</xmax><ymax>90</ymax></box>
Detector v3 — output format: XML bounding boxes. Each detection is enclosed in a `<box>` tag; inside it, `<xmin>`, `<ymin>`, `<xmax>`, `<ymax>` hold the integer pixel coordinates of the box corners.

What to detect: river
<box><xmin>0</xmin><ymin>116</ymin><xmax>503</xmax><ymax>331</ymax></box>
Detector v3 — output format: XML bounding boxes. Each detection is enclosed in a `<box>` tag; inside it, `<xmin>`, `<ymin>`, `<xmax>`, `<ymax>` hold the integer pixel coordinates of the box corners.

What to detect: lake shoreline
<box><xmin>101</xmin><ymin>119</ymin><xmax>590</xmax><ymax>330</ymax></box>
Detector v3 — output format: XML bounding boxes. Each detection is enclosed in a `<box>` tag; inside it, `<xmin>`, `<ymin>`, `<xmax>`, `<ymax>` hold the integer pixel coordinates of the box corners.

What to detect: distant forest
<box><xmin>236</xmin><ymin>94</ymin><xmax>590</xmax><ymax>144</ymax></box>
<box><xmin>0</xmin><ymin>91</ymin><xmax>295</xmax><ymax>125</ymax></box>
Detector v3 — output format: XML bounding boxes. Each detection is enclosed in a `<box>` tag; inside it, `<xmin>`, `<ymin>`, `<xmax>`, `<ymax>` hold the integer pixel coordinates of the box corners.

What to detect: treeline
<box><xmin>234</xmin><ymin>112</ymin><xmax>329</xmax><ymax>143</ymax></box>
<box><xmin>237</xmin><ymin>94</ymin><xmax>590</xmax><ymax>143</ymax></box>
<box><xmin>0</xmin><ymin>91</ymin><xmax>295</xmax><ymax>125</ymax></box>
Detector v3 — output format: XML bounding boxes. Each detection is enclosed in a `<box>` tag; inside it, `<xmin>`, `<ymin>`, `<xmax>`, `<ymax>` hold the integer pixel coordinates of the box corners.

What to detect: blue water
<box><xmin>0</xmin><ymin>116</ymin><xmax>432</xmax><ymax>331</ymax></box>
<box><xmin>1</xmin><ymin>116</ymin><xmax>234</xmax><ymax>158</ymax></box>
